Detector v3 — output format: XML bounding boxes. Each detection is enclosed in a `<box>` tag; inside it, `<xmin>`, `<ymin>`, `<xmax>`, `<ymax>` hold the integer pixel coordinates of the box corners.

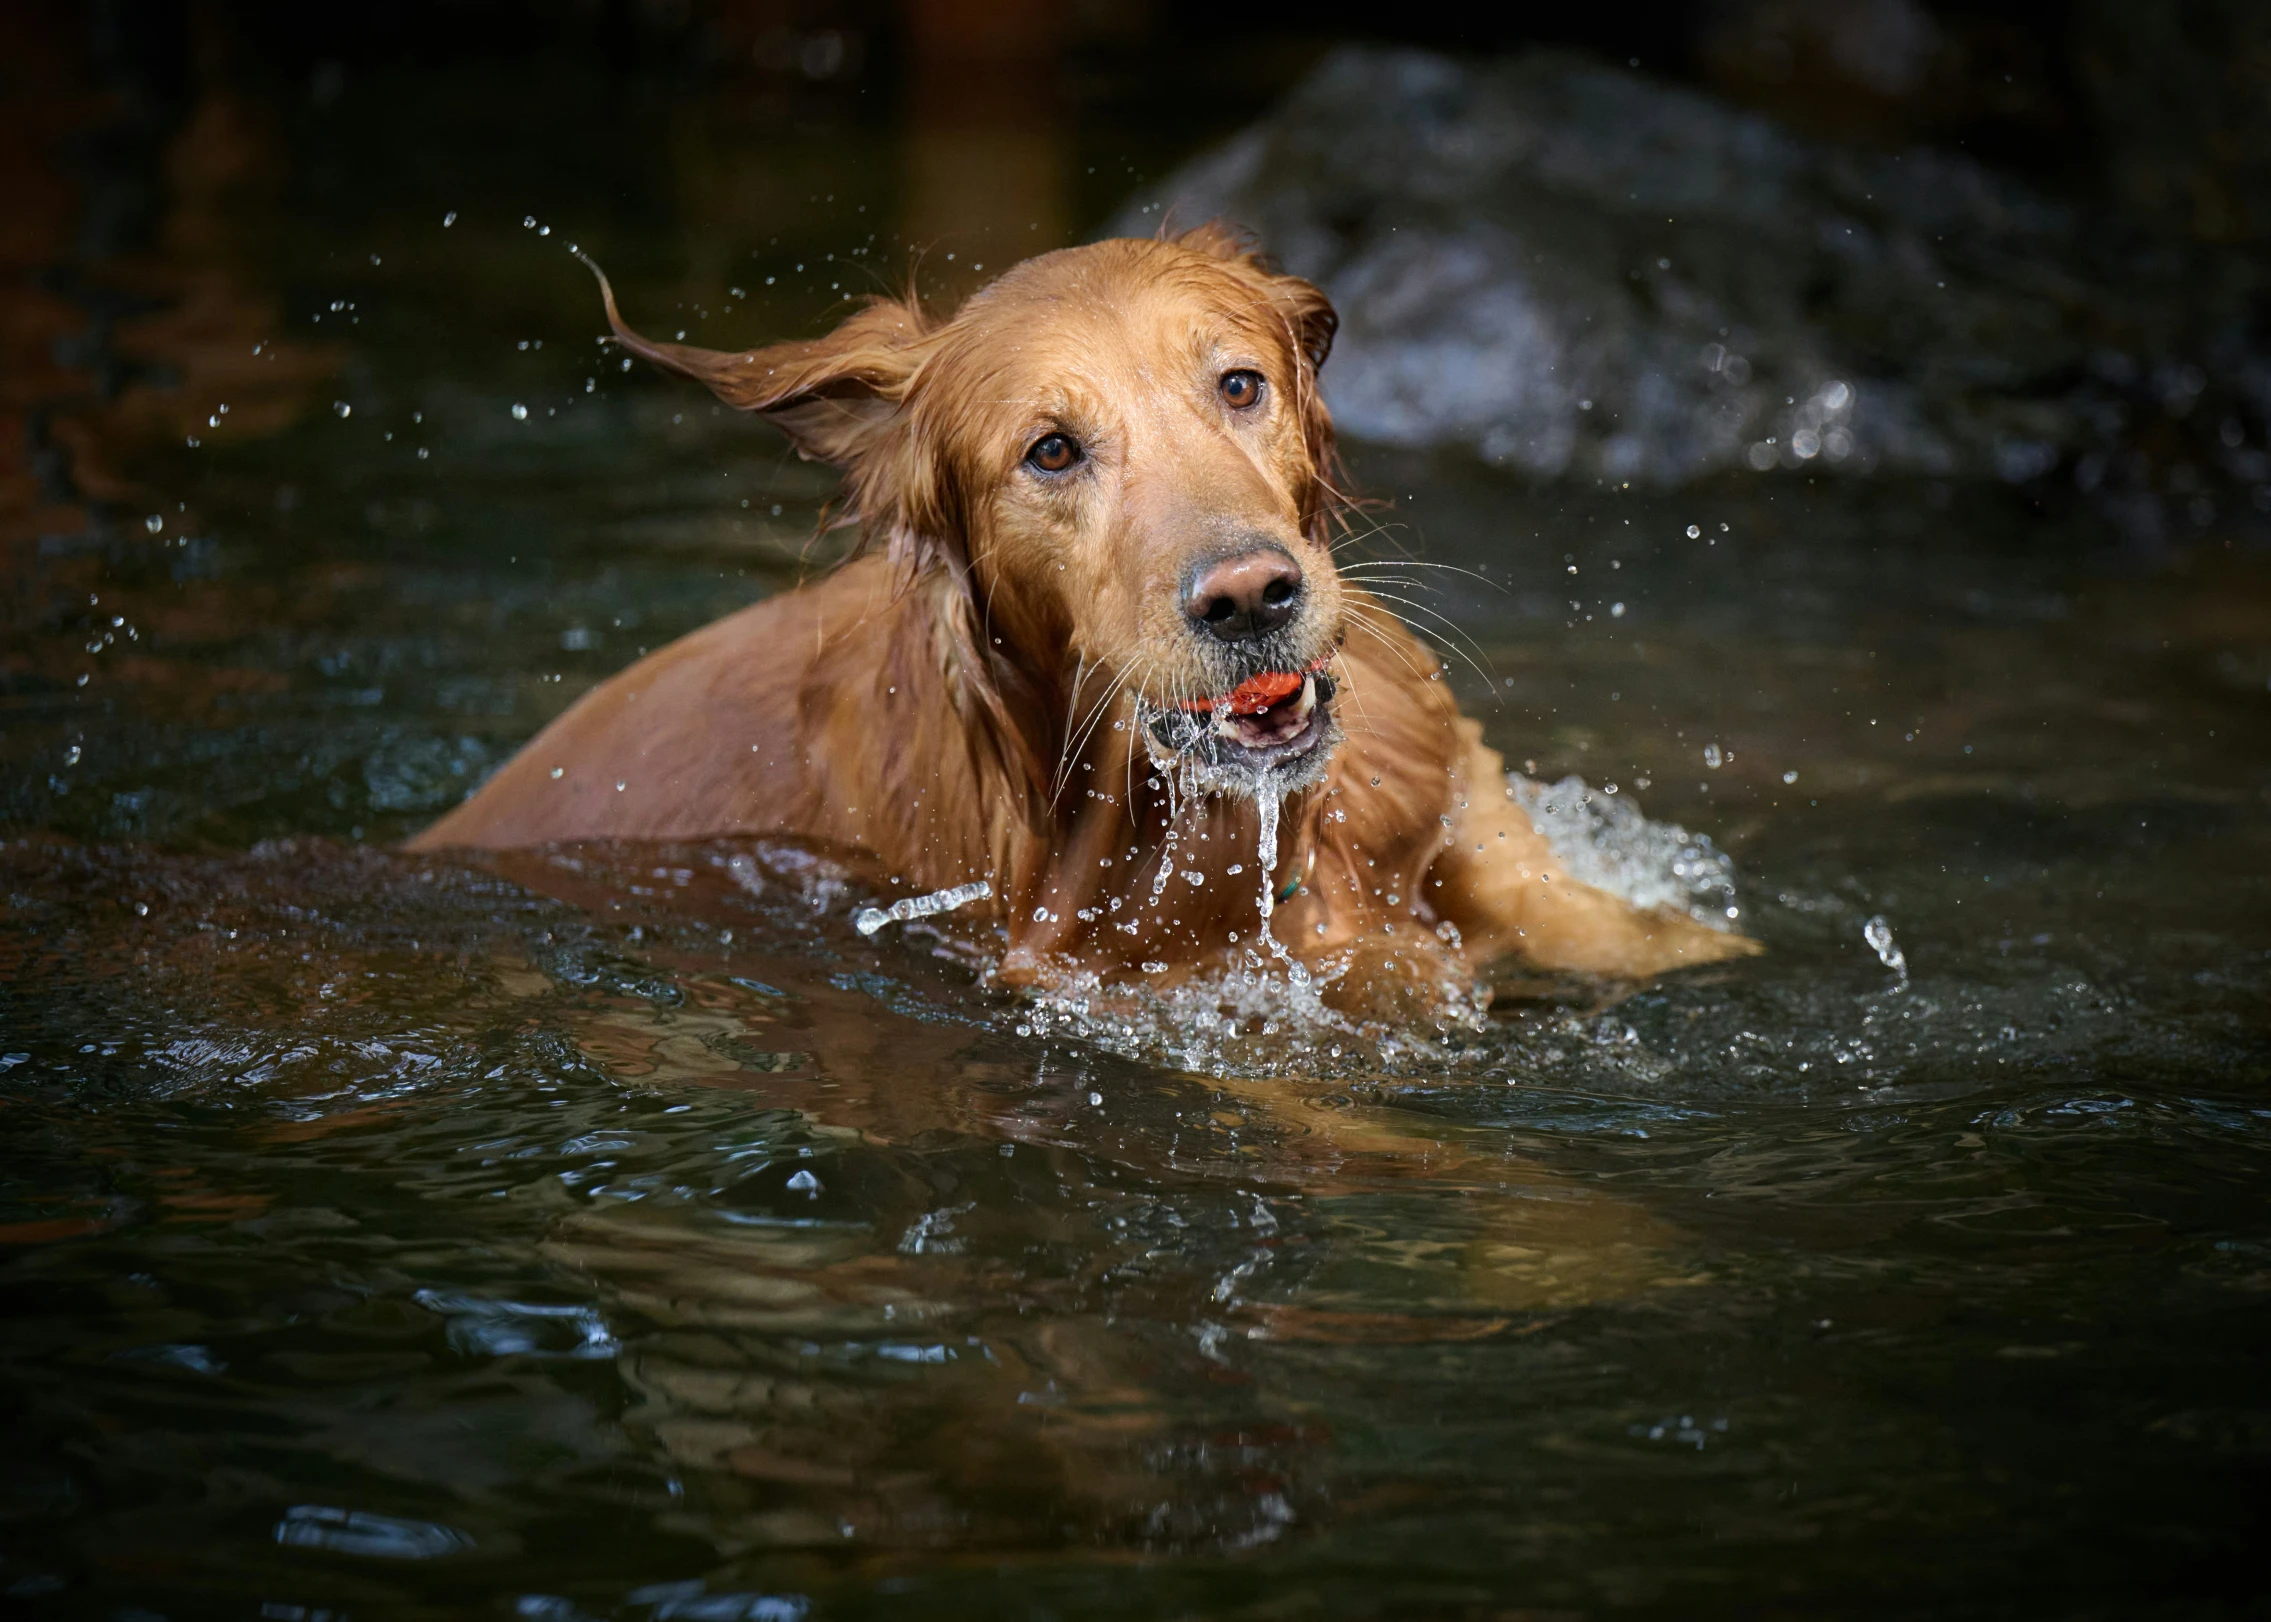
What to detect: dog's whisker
<box><xmin>1127</xmin><ymin>653</ymin><xmax>1182</xmax><ymax>824</ymax></box>
<box><xmin>1338</xmin><ymin>559</ymin><xmax>1505</xmax><ymax>592</ymax></box>
<box><xmin>1336</xmin><ymin>575</ymin><xmax>1426</xmax><ymax>595</ymax></box>
<box><xmin>1340</xmin><ymin>604</ymin><xmax>1433</xmax><ymax>688</ymax></box>
<box><xmin>1340</xmin><ymin>605</ymin><xmax>1464</xmax><ymax>727</ymax></box>
<box><xmin>1349</xmin><ymin>590</ymin><xmax>1493</xmax><ymax>676</ymax></box>
<box><xmin>1349</xmin><ymin>589</ymin><xmax>1500</xmax><ymax>689</ymax></box>
<box><xmin>1121</xmin><ymin>655</ymin><xmax>1159</xmax><ymax>825</ymax></box>
<box><xmin>1048</xmin><ymin>652</ymin><xmax>1094</xmax><ymax>804</ymax></box>
<box><xmin>1328</xmin><ymin>514</ymin><xmax>1410</xmax><ymax>555</ymax></box>
<box><xmin>1058</xmin><ymin>660</ymin><xmax>1136</xmax><ymax>790</ymax></box>
<box><xmin>1062</xmin><ymin>663</ymin><xmax>1142</xmax><ymax>794</ymax></box>
<box><xmin>1328</xmin><ymin>626</ymin><xmax>1390</xmax><ymax>748</ymax></box>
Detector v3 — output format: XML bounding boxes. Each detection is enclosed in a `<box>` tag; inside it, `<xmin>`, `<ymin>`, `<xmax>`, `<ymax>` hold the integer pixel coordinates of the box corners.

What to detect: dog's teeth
<box><xmin>1293</xmin><ymin>678</ymin><xmax>1316</xmax><ymax>718</ymax></box>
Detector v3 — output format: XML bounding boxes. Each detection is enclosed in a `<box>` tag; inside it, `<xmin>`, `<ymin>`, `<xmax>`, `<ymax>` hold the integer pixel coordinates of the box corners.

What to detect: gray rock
<box><xmin>1108</xmin><ymin>46</ymin><xmax>2271</xmax><ymax>518</ymax></box>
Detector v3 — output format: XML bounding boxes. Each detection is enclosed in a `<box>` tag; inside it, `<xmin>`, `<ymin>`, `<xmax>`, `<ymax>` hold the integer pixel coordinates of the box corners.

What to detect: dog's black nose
<box><xmin>1184</xmin><ymin>548</ymin><xmax>1304</xmax><ymax>643</ymax></box>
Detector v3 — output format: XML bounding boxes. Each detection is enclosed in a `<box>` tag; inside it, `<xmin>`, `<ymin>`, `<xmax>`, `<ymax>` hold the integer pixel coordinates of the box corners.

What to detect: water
<box><xmin>1507</xmin><ymin>773</ymin><xmax>1740</xmax><ymax>925</ymax></box>
<box><xmin>850</xmin><ymin>881</ymin><xmax>993</xmax><ymax>939</ymax></box>
<box><xmin>6</xmin><ymin>32</ymin><xmax>2271</xmax><ymax>1622</ymax></box>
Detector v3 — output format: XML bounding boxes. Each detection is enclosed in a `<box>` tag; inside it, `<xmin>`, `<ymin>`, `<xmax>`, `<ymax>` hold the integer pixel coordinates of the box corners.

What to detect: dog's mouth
<box><xmin>1138</xmin><ymin>661</ymin><xmax>1339</xmax><ymax>785</ymax></box>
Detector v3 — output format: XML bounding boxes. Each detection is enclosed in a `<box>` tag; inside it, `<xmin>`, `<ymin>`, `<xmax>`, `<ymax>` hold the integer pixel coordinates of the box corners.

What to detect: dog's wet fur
<box><xmin>411</xmin><ymin>227</ymin><xmax>1755</xmax><ymax>1013</ymax></box>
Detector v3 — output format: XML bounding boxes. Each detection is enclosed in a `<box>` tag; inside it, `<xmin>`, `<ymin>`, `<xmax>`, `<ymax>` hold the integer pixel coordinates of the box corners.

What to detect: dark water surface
<box><xmin>6</xmin><ymin>34</ymin><xmax>2271</xmax><ymax>1622</ymax></box>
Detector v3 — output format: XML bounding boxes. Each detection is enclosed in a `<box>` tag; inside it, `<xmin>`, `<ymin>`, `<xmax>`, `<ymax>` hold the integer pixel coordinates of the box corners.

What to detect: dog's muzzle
<box><xmin>1137</xmin><ymin>664</ymin><xmax>1340</xmax><ymax>792</ymax></box>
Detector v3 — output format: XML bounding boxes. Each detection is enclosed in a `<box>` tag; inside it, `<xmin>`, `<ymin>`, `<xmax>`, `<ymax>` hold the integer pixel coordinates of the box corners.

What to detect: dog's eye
<box><xmin>1219</xmin><ymin>370</ymin><xmax>1264</xmax><ymax>409</ymax></box>
<box><xmin>1025</xmin><ymin>432</ymin><xmax>1081</xmax><ymax>474</ymax></box>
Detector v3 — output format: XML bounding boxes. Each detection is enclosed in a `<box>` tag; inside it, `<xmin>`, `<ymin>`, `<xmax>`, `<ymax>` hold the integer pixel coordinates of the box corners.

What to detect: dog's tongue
<box><xmin>1217</xmin><ymin>669</ymin><xmax>1304</xmax><ymax>716</ymax></box>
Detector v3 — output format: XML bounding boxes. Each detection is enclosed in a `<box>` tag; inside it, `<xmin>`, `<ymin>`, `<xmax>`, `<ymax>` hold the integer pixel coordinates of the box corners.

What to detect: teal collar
<box><xmin>1273</xmin><ymin>842</ymin><xmax>1316</xmax><ymax>904</ymax></box>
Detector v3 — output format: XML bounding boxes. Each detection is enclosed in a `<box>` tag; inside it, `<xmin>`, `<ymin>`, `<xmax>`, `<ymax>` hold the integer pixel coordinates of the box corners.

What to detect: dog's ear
<box><xmin>581</xmin><ymin>254</ymin><xmax>921</xmax><ymax>472</ymax></box>
<box><xmin>1172</xmin><ymin>226</ymin><xmax>1345</xmax><ymax>540</ymax></box>
<box><xmin>1272</xmin><ymin>271</ymin><xmax>1337</xmax><ymax>376</ymax></box>
<box><xmin>1278</xmin><ymin>276</ymin><xmax>1346</xmax><ymax>544</ymax></box>
<box><xmin>1167</xmin><ymin>222</ymin><xmax>1337</xmax><ymax>372</ymax></box>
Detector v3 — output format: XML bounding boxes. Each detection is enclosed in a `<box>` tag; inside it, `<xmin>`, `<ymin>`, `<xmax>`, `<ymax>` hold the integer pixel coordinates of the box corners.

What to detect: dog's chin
<box><xmin>1138</xmin><ymin>670</ymin><xmax>1340</xmax><ymax>798</ymax></box>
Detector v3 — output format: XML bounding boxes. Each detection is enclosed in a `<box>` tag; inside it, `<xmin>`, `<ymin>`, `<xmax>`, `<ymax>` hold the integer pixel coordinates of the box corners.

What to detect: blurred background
<box><xmin>8</xmin><ymin>0</ymin><xmax>2271</xmax><ymax>558</ymax></box>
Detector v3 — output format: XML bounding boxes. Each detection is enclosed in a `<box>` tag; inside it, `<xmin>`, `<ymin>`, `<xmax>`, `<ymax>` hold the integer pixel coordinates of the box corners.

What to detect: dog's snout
<box><xmin>1184</xmin><ymin>547</ymin><xmax>1304</xmax><ymax>643</ymax></box>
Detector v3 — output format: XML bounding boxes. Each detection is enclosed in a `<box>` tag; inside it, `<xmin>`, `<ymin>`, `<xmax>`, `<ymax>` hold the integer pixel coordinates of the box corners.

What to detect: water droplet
<box><xmin>144</xmin><ymin>515</ymin><xmax>163</xmax><ymax>534</ymax></box>
<box><xmin>522</xmin><ymin>215</ymin><xmax>536</xmax><ymax>228</ymax></box>
<box><xmin>442</xmin><ymin>209</ymin><xmax>457</xmax><ymax>227</ymax></box>
<box><xmin>786</xmin><ymin>1168</ymin><xmax>821</xmax><ymax>1196</ymax></box>
<box><xmin>1863</xmin><ymin>915</ymin><xmax>1909</xmax><ymax>982</ymax></box>
<box><xmin>1686</xmin><ymin>523</ymin><xmax>1701</xmax><ymax>538</ymax></box>
<box><xmin>550</xmin><ymin>766</ymin><xmax>564</xmax><ymax>780</ymax></box>
<box><xmin>332</xmin><ymin>401</ymin><xmax>351</xmax><ymax>418</ymax></box>
<box><xmin>853</xmin><ymin>880</ymin><xmax>991</xmax><ymax>936</ymax></box>
<box><xmin>1782</xmin><ymin>769</ymin><xmax>1798</xmax><ymax>784</ymax></box>
<box><xmin>510</xmin><ymin>403</ymin><xmax>528</xmax><ymax>420</ymax></box>
<box><xmin>1703</xmin><ymin>743</ymin><xmax>1723</xmax><ymax>768</ymax></box>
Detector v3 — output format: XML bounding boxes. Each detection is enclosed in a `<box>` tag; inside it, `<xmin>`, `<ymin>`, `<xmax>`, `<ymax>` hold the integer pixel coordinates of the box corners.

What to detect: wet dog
<box><xmin>409</xmin><ymin>227</ymin><xmax>1754</xmax><ymax>1015</ymax></box>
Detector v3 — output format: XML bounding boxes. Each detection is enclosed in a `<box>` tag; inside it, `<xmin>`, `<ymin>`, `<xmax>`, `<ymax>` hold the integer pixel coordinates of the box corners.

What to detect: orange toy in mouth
<box><xmin>1176</xmin><ymin>659</ymin><xmax>1330</xmax><ymax>715</ymax></box>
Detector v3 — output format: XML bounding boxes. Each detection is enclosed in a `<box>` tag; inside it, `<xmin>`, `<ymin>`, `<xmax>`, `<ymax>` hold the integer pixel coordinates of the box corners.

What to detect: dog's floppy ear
<box><xmin>1272</xmin><ymin>270</ymin><xmax>1337</xmax><ymax>376</ymax></box>
<box><xmin>1265</xmin><ymin>270</ymin><xmax>1343</xmax><ymax>541</ymax></box>
<box><xmin>580</xmin><ymin>253</ymin><xmax>921</xmax><ymax>472</ymax></box>
<box><xmin>1168</xmin><ymin>222</ymin><xmax>1337</xmax><ymax>374</ymax></box>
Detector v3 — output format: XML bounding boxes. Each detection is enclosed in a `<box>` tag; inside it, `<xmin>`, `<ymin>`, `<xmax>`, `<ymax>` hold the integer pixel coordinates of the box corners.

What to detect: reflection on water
<box><xmin>4</xmin><ymin>8</ymin><xmax>2271</xmax><ymax>1619</ymax></box>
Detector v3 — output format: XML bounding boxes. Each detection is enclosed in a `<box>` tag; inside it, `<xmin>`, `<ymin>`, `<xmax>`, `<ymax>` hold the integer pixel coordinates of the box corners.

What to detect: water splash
<box><xmin>1255</xmin><ymin>786</ymin><xmax>1280</xmax><ymax>915</ymax></box>
<box><xmin>852</xmin><ymin>880</ymin><xmax>993</xmax><ymax>937</ymax></box>
<box><xmin>1509</xmin><ymin>773</ymin><xmax>1740</xmax><ymax>926</ymax></box>
<box><xmin>1022</xmin><ymin>776</ymin><xmax>1480</xmax><ymax>1076</ymax></box>
<box><xmin>1251</xmin><ymin>788</ymin><xmax>1283</xmax><ymax>945</ymax></box>
<box><xmin>1018</xmin><ymin>769</ymin><xmax>1753</xmax><ymax>1078</ymax></box>
<box><xmin>1863</xmin><ymin>915</ymin><xmax>1909</xmax><ymax>984</ymax></box>
<box><xmin>1250</xmin><ymin>783</ymin><xmax>1321</xmax><ymax>995</ymax></box>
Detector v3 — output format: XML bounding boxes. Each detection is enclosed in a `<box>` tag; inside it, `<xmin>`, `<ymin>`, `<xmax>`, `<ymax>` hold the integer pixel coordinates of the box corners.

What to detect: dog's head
<box><xmin>591</xmin><ymin>227</ymin><xmax>1349</xmax><ymax>796</ymax></box>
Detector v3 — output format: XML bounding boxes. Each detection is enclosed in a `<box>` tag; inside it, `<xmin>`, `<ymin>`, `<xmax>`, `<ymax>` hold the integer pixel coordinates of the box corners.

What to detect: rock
<box><xmin>1107</xmin><ymin>46</ymin><xmax>2271</xmax><ymax>531</ymax></box>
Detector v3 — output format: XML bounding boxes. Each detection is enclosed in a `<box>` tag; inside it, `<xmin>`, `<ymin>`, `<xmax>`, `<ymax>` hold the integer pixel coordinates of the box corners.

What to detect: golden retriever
<box><xmin>409</xmin><ymin>227</ymin><xmax>1753</xmax><ymax>1015</ymax></box>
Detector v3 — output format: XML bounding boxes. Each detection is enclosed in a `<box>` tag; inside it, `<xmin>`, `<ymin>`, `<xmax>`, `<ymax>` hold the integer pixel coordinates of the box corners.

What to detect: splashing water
<box><xmin>852</xmin><ymin>880</ymin><xmax>993</xmax><ymax>937</ymax></box>
<box><xmin>1252</xmin><ymin>788</ymin><xmax>1283</xmax><ymax>943</ymax></box>
<box><xmin>1020</xmin><ymin>955</ymin><xmax>1410</xmax><ymax>1080</ymax></box>
<box><xmin>1509</xmin><ymin>773</ymin><xmax>1740</xmax><ymax>926</ymax></box>
<box><xmin>1012</xmin><ymin>769</ymin><xmax>1757</xmax><ymax>1077</ymax></box>
<box><xmin>1250</xmin><ymin>781</ymin><xmax>1320</xmax><ymax>993</ymax></box>
<box><xmin>1863</xmin><ymin>914</ymin><xmax>1909</xmax><ymax>983</ymax></box>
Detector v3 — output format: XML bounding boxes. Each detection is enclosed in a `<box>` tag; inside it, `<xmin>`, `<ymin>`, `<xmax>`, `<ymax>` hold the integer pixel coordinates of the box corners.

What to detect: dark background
<box><xmin>42</xmin><ymin>0</ymin><xmax>2271</xmax><ymax>236</ymax></box>
<box><xmin>10</xmin><ymin>0</ymin><xmax>2271</xmax><ymax>550</ymax></box>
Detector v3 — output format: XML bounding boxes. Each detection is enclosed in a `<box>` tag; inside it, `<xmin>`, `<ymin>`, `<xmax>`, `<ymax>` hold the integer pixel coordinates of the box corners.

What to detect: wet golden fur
<box><xmin>410</xmin><ymin>228</ymin><xmax>1753</xmax><ymax>1013</ymax></box>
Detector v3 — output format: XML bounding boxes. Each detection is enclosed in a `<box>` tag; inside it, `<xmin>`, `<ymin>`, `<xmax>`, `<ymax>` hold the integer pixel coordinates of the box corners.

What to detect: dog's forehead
<box><xmin>957</xmin><ymin>247</ymin><xmax>1288</xmax><ymax>374</ymax></box>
